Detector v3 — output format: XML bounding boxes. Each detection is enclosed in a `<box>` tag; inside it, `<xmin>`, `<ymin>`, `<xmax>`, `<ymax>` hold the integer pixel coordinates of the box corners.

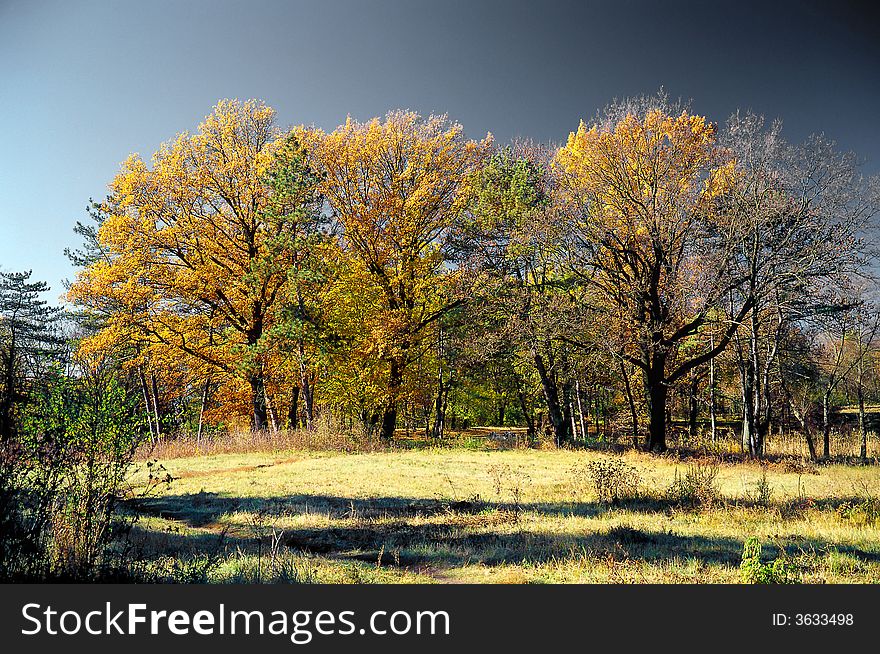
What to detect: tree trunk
<box><xmin>688</xmin><ymin>371</ymin><xmax>700</xmax><ymax>439</ymax></box>
<box><xmin>431</xmin><ymin>386</ymin><xmax>447</xmax><ymax>440</ymax></box>
<box><xmin>250</xmin><ymin>372</ymin><xmax>268</xmax><ymax>432</ymax></box>
<box><xmin>644</xmin><ymin>361</ymin><xmax>667</xmax><ymax>453</ymax></box>
<box><xmin>708</xmin><ymin>340</ymin><xmax>717</xmax><ymax>443</ymax></box>
<box><xmin>301</xmin><ymin>378</ymin><xmax>314</xmax><ymax>430</ymax></box>
<box><xmin>150</xmin><ymin>373</ymin><xmax>162</xmax><ymax>439</ymax></box>
<box><xmin>299</xmin><ymin>350</ymin><xmax>315</xmax><ymax>429</ymax></box>
<box><xmin>741</xmin><ymin>368</ymin><xmax>755</xmax><ymax>456</ymax></box>
<box><xmin>804</xmin><ymin>424</ymin><xmax>818</xmax><ymax>461</ymax></box>
<box><xmin>515</xmin><ymin>378</ymin><xmax>536</xmax><ymax>442</ymax></box>
<box><xmin>432</xmin><ymin>366</ymin><xmax>446</xmax><ymax>439</ymax></box>
<box><xmin>288</xmin><ymin>386</ymin><xmax>300</xmax><ymax>429</ymax></box>
<box><xmin>197</xmin><ymin>378</ymin><xmax>210</xmax><ymax>443</ymax></box>
<box><xmin>380</xmin><ymin>404</ymin><xmax>397</xmax><ymax>441</ymax></box>
<box><xmin>534</xmin><ymin>353</ymin><xmax>569</xmax><ymax>446</ymax></box>
<box><xmin>265</xmin><ymin>386</ymin><xmax>279</xmax><ymax>433</ymax></box>
<box><xmin>783</xmin><ymin>384</ymin><xmax>818</xmax><ymax>462</ymax></box>
<box><xmin>563</xmin><ymin>381</ymin><xmax>576</xmax><ymax>443</ymax></box>
<box><xmin>138</xmin><ymin>367</ymin><xmax>155</xmax><ymax>442</ymax></box>
<box><xmin>380</xmin><ymin>360</ymin><xmax>403</xmax><ymax>441</ymax></box>
<box><xmin>858</xmin><ymin>357</ymin><xmax>868</xmax><ymax>460</ymax></box>
<box><xmin>620</xmin><ymin>360</ymin><xmax>639</xmax><ymax>448</ymax></box>
<box><xmin>576</xmin><ymin>379</ymin><xmax>586</xmax><ymax>443</ymax></box>
<box><xmin>822</xmin><ymin>391</ymin><xmax>831</xmax><ymax>459</ymax></box>
<box><xmin>859</xmin><ymin>383</ymin><xmax>867</xmax><ymax>461</ymax></box>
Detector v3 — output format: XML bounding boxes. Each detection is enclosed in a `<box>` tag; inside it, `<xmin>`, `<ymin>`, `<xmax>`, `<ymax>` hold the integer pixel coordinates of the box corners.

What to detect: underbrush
<box><xmin>836</xmin><ymin>482</ymin><xmax>880</xmax><ymax>527</ymax></box>
<box><xmin>666</xmin><ymin>462</ymin><xmax>721</xmax><ymax>508</ymax></box>
<box><xmin>568</xmin><ymin>457</ymin><xmax>642</xmax><ymax>504</ymax></box>
<box><xmin>1</xmin><ymin>371</ymin><xmax>153</xmax><ymax>582</ymax></box>
<box><xmin>740</xmin><ymin>537</ymin><xmax>799</xmax><ymax>584</ymax></box>
<box><xmin>138</xmin><ymin>424</ymin><xmax>557</xmax><ymax>461</ymax></box>
<box><xmin>139</xmin><ymin>425</ymin><xmax>392</xmax><ymax>460</ymax></box>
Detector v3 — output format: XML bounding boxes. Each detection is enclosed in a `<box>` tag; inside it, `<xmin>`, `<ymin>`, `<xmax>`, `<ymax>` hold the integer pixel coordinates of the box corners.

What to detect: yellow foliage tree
<box><xmin>301</xmin><ymin>111</ymin><xmax>489</xmax><ymax>439</ymax></box>
<box><xmin>555</xmin><ymin>100</ymin><xmax>748</xmax><ymax>451</ymax></box>
<box><xmin>69</xmin><ymin>100</ymin><xmax>324</xmax><ymax>431</ymax></box>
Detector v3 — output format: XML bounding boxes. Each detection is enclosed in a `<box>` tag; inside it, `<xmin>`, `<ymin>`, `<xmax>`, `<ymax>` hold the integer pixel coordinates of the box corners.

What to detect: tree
<box><xmin>0</xmin><ymin>271</ymin><xmax>62</xmax><ymax>442</ymax></box>
<box><xmin>778</xmin><ymin>325</ymin><xmax>823</xmax><ymax>460</ymax></box>
<box><xmin>69</xmin><ymin>100</ymin><xmax>323</xmax><ymax>431</ymax></box>
<box><xmin>456</xmin><ymin>144</ymin><xmax>580</xmax><ymax>445</ymax></box>
<box><xmin>851</xmin><ymin>307</ymin><xmax>880</xmax><ymax>461</ymax></box>
<box><xmin>303</xmin><ymin>111</ymin><xmax>487</xmax><ymax>440</ymax></box>
<box><xmin>815</xmin><ymin>304</ymin><xmax>880</xmax><ymax>459</ymax></box>
<box><xmin>555</xmin><ymin>95</ymin><xmax>750</xmax><ymax>452</ymax></box>
<box><xmin>720</xmin><ymin>112</ymin><xmax>877</xmax><ymax>456</ymax></box>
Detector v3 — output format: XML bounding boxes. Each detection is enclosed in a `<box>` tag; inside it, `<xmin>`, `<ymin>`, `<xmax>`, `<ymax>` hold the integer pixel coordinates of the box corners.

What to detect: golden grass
<box><xmin>123</xmin><ymin>445</ymin><xmax>880</xmax><ymax>584</ymax></box>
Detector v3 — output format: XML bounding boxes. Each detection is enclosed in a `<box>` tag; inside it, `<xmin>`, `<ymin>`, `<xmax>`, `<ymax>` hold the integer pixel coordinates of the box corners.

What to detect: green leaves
<box><xmin>740</xmin><ymin>537</ymin><xmax>799</xmax><ymax>584</ymax></box>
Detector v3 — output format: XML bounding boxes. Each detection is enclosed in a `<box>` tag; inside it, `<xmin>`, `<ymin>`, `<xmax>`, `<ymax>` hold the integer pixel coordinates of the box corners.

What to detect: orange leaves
<box><xmin>553</xmin><ymin>108</ymin><xmax>736</xmax><ymax>282</ymax></box>
<box><xmin>307</xmin><ymin>111</ymin><xmax>485</xmax><ymax>333</ymax></box>
<box><xmin>71</xmin><ymin>101</ymin><xmax>497</xmax><ymax>427</ymax></box>
<box><xmin>551</xmin><ymin>103</ymin><xmax>740</xmax><ymax>377</ymax></box>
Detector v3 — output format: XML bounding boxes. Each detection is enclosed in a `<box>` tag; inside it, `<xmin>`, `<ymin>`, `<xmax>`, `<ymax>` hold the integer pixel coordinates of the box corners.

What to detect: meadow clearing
<box><xmin>123</xmin><ymin>431</ymin><xmax>880</xmax><ymax>584</ymax></box>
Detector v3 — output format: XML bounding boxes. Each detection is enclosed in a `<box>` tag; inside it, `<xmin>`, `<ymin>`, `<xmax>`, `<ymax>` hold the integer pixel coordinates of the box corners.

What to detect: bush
<box><xmin>486</xmin><ymin>463</ymin><xmax>531</xmax><ymax>512</ymax></box>
<box><xmin>578</xmin><ymin>458</ymin><xmax>641</xmax><ymax>504</ymax></box>
<box><xmin>667</xmin><ymin>462</ymin><xmax>720</xmax><ymax>507</ymax></box>
<box><xmin>836</xmin><ymin>483</ymin><xmax>880</xmax><ymax>527</ymax></box>
<box><xmin>0</xmin><ymin>363</ymin><xmax>145</xmax><ymax>580</ymax></box>
<box><xmin>218</xmin><ymin>551</ymin><xmax>318</xmax><ymax>584</ymax></box>
<box><xmin>740</xmin><ymin>537</ymin><xmax>798</xmax><ymax>584</ymax></box>
<box><xmin>747</xmin><ymin>469</ymin><xmax>774</xmax><ymax>507</ymax></box>
<box><xmin>0</xmin><ymin>440</ymin><xmax>60</xmax><ymax>579</ymax></box>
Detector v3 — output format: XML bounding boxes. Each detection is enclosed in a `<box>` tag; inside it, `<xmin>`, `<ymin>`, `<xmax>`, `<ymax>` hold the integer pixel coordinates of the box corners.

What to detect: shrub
<box><xmin>667</xmin><ymin>462</ymin><xmax>720</xmax><ymax>507</ymax></box>
<box><xmin>824</xmin><ymin>549</ymin><xmax>863</xmax><ymax>576</ymax></box>
<box><xmin>579</xmin><ymin>458</ymin><xmax>641</xmax><ymax>504</ymax></box>
<box><xmin>486</xmin><ymin>463</ymin><xmax>531</xmax><ymax>513</ymax></box>
<box><xmin>740</xmin><ymin>537</ymin><xmax>798</xmax><ymax>584</ymax></box>
<box><xmin>836</xmin><ymin>483</ymin><xmax>880</xmax><ymax>527</ymax></box>
<box><xmin>747</xmin><ymin>469</ymin><xmax>774</xmax><ymax>507</ymax></box>
<box><xmin>139</xmin><ymin>413</ymin><xmax>390</xmax><ymax>460</ymax></box>
<box><xmin>0</xmin><ymin>440</ymin><xmax>60</xmax><ymax>579</ymax></box>
<box><xmin>1</xmin><ymin>363</ymin><xmax>145</xmax><ymax>580</ymax></box>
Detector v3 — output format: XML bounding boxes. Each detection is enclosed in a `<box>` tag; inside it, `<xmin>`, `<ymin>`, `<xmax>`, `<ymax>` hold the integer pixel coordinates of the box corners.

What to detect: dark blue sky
<box><xmin>1</xmin><ymin>0</ymin><xmax>878</xmax><ymax>300</ymax></box>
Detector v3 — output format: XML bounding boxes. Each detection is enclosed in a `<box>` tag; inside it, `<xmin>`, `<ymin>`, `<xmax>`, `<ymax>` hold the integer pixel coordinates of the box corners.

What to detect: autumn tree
<box><xmin>555</xmin><ymin>95</ymin><xmax>751</xmax><ymax>452</ymax></box>
<box><xmin>812</xmin><ymin>303</ymin><xmax>880</xmax><ymax>459</ymax></box>
<box><xmin>69</xmin><ymin>100</ymin><xmax>323</xmax><ymax>431</ymax></box>
<box><xmin>303</xmin><ymin>111</ymin><xmax>487</xmax><ymax>440</ymax></box>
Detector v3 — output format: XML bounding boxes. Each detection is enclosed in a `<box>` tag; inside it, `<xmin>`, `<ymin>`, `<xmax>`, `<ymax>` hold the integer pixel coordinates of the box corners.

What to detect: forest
<box><xmin>2</xmin><ymin>92</ymin><xmax>880</xmax><ymax>583</ymax></box>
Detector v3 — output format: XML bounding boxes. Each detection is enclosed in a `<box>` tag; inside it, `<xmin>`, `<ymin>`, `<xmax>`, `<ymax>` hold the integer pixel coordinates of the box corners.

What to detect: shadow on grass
<box><xmin>124</xmin><ymin>492</ymin><xmax>880</xmax><ymax>571</ymax></box>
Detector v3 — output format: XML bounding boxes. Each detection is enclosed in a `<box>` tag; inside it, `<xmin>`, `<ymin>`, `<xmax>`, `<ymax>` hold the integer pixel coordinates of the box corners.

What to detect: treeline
<box><xmin>51</xmin><ymin>92</ymin><xmax>880</xmax><ymax>459</ymax></box>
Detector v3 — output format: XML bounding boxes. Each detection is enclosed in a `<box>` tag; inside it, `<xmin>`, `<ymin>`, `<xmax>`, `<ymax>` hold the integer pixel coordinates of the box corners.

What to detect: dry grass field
<box><xmin>122</xmin><ymin>432</ymin><xmax>880</xmax><ymax>584</ymax></box>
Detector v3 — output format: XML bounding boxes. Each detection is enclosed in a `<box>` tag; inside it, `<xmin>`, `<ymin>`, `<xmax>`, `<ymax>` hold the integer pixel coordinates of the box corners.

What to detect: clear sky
<box><xmin>1</xmin><ymin>0</ymin><xmax>879</xmax><ymax>302</ymax></box>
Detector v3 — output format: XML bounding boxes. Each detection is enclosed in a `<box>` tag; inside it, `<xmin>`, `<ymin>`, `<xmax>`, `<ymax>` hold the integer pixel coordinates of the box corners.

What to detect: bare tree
<box><xmin>720</xmin><ymin>112</ymin><xmax>877</xmax><ymax>456</ymax></box>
